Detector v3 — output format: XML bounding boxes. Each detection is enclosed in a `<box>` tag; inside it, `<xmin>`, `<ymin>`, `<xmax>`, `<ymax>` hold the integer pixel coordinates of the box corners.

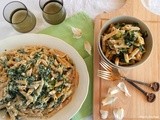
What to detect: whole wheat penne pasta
<box><xmin>0</xmin><ymin>46</ymin><xmax>79</xmax><ymax>119</ymax></box>
<box><xmin>101</xmin><ymin>23</ymin><xmax>146</xmax><ymax>66</ymax></box>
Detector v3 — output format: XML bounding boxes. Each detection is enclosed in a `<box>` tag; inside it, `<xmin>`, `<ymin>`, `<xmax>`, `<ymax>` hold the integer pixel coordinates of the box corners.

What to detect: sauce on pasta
<box><xmin>101</xmin><ymin>23</ymin><xmax>147</xmax><ymax>66</ymax></box>
<box><xmin>0</xmin><ymin>46</ymin><xmax>79</xmax><ymax>119</ymax></box>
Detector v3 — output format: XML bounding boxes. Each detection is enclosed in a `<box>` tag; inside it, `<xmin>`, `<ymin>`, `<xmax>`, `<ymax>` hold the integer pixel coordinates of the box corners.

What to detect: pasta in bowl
<box><xmin>0</xmin><ymin>34</ymin><xmax>89</xmax><ymax>120</ymax></box>
<box><xmin>98</xmin><ymin>16</ymin><xmax>153</xmax><ymax>69</ymax></box>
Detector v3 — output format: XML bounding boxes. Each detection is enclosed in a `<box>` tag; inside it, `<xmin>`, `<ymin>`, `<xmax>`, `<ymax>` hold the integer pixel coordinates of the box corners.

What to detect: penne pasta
<box><xmin>115</xmin><ymin>57</ymin><xmax>120</xmax><ymax>66</ymax></box>
<box><xmin>129</xmin><ymin>48</ymin><xmax>140</xmax><ymax>59</ymax></box>
<box><xmin>103</xmin><ymin>29</ymin><xmax>119</xmax><ymax>41</ymax></box>
<box><xmin>101</xmin><ymin>23</ymin><xmax>146</xmax><ymax>66</ymax></box>
<box><xmin>124</xmin><ymin>53</ymin><xmax>129</xmax><ymax>63</ymax></box>
<box><xmin>0</xmin><ymin>46</ymin><xmax>79</xmax><ymax>119</ymax></box>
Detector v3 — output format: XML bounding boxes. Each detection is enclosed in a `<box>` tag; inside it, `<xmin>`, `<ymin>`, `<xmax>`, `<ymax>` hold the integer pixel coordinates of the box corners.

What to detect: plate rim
<box><xmin>141</xmin><ymin>0</ymin><xmax>160</xmax><ymax>16</ymax></box>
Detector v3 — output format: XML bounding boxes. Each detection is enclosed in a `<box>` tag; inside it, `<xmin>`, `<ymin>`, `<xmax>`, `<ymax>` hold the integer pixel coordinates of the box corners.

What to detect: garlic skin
<box><xmin>84</xmin><ymin>41</ymin><xmax>92</xmax><ymax>55</ymax></box>
<box><xmin>117</xmin><ymin>82</ymin><xmax>131</xmax><ymax>97</ymax></box>
<box><xmin>102</xmin><ymin>96</ymin><xmax>118</xmax><ymax>106</ymax></box>
<box><xmin>100</xmin><ymin>110</ymin><xmax>108</xmax><ymax>119</ymax></box>
<box><xmin>71</xmin><ymin>26</ymin><xmax>82</xmax><ymax>39</ymax></box>
<box><xmin>108</xmin><ymin>87</ymin><xmax>120</xmax><ymax>95</ymax></box>
<box><xmin>113</xmin><ymin>108</ymin><xmax>124</xmax><ymax>120</ymax></box>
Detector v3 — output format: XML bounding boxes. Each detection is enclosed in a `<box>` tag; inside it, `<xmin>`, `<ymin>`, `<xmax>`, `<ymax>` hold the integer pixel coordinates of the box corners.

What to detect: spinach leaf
<box><xmin>115</xmin><ymin>23</ymin><xmax>126</xmax><ymax>29</ymax></box>
<box><xmin>124</xmin><ymin>31</ymin><xmax>137</xmax><ymax>46</ymax></box>
<box><xmin>7</xmin><ymin>81</ymin><xmax>18</xmax><ymax>99</ymax></box>
<box><xmin>132</xmin><ymin>22</ymin><xmax>139</xmax><ymax>27</ymax></box>
<box><xmin>38</xmin><ymin>64</ymin><xmax>51</xmax><ymax>81</ymax></box>
<box><xmin>55</xmin><ymin>84</ymin><xmax>65</xmax><ymax>93</ymax></box>
<box><xmin>142</xmin><ymin>31</ymin><xmax>148</xmax><ymax>38</ymax></box>
<box><xmin>119</xmin><ymin>48</ymin><xmax>128</xmax><ymax>53</ymax></box>
<box><xmin>27</xmin><ymin>76</ymin><xmax>36</xmax><ymax>84</ymax></box>
<box><xmin>0</xmin><ymin>59</ymin><xmax>8</xmax><ymax>69</ymax></box>
<box><xmin>33</xmin><ymin>52</ymin><xmax>41</xmax><ymax>60</ymax></box>
<box><xmin>57</xmin><ymin>95</ymin><xmax>64</xmax><ymax>105</ymax></box>
<box><xmin>52</xmin><ymin>95</ymin><xmax>64</xmax><ymax>108</ymax></box>
<box><xmin>139</xmin><ymin>45</ymin><xmax>145</xmax><ymax>52</ymax></box>
<box><xmin>17</xmin><ymin>49</ymin><xmax>26</xmax><ymax>54</ymax></box>
<box><xmin>7</xmin><ymin>65</ymin><xmax>27</xmax><ymax>81</ymax></box>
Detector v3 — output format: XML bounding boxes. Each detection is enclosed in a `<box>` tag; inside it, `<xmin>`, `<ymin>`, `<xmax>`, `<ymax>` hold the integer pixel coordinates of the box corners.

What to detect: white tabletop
<box><xmin>0</xmin><ymin>0</ymin><xmax>159</xmax><ymax>120</ymax></box>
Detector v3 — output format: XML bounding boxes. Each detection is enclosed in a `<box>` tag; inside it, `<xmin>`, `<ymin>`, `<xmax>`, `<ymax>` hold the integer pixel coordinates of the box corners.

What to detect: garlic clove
<box><xmin>101</xmin><ymin>96</ymin><xmax>118</xmax><ymax>106</ymax></box>
<box><xmin>84</xmin><ymin>41</ymin><xmax>92</xmax><ymax>55</ymax></box>
<box><xmin>100</xmin><ymin>110</ymin><xmax>108</xmax><ymax>119</ymax></box>
<box><xmin>113</xmin><ymin>108</ymin><xmax>124</xmax><ymax>120</ymax></box>
<box><xmin>108</xmin><ymin>87</ymin><xmax>120</xmax><ymax>95</ymax></box>
<box><xmin>117</xmin><ymin>82</ymin><xmax>131</xmax><ymax>97</ymax></box>
<box><xmin>71</xmin><ymin>26</ymin><xmax>82</xmax><ymax>39</ymax></box>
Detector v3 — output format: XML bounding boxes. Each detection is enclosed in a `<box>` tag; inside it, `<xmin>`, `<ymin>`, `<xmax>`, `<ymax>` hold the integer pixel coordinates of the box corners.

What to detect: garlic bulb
<box><xmin>117</xmin><ymin>82</ymin><xmax>131</xmax><ymax>97</ymax></box>
<box><xmin>108</xmin><ymin>87</ymin><xmax>120</xmax><ymax>95</ymax></box>
<box><xmin>84</xmin><ymin>41</ymin><xmax>92</xmax><ymax>55</ymax></box>
<box><xmin>102</xmin><ymin>96</ymin><xmax>118</xmax><ymax>106</ymax></box>
<box><xmin>113</xmin><ymin>108</ymin><xmax>124</xmax><ymax>120</ymax></box>
<box><xmin>71</xmin><ymin>26</ymin><xmax>82</xmax><ymax>39</ymax></box>
<box><xmin>100</xmin><ymin>110</ymin><xmax>108</xmax><ymax>119</ymax></box>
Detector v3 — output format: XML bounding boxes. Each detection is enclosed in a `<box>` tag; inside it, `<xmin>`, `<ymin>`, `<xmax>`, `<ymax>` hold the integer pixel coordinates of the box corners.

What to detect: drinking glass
<box><xmin>39</xmin><ymin>0</ymin><xmax>66</xmax><ymax>25</ymax></box>
<box><xmin>3</xmin><ymin>1</ymin><xmax>36</xmax><ymax>33</ymax></box>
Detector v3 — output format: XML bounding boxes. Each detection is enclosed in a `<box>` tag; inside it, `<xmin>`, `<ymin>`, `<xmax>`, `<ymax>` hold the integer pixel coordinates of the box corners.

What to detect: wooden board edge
<box><xmin>93</xmin><ymin>17</ymin><xmax>102</xmax><ymax>120</ymax></box>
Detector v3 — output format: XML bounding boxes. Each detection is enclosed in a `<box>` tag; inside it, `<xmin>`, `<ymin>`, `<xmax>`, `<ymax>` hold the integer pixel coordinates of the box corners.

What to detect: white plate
<box><xmin>141</xmin><ymin>0</ymin><xmax>160</xmax><ymax>16</ymax></box>
<box><xmin>0</xmin><ymin>34</ymin><xmax>89</xmax><ymax>120</ymax></box>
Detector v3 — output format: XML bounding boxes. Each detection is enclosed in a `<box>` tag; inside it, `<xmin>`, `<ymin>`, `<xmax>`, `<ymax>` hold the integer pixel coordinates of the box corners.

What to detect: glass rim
<box><xmin>39</xmin><ymin>0</ymin><xmax>64</xmax><ymax>15</ymax></box>
<box><xmin>3</xmin><ymin>1</ymin><xmax>29</xmax><ymax>24</ymax></box>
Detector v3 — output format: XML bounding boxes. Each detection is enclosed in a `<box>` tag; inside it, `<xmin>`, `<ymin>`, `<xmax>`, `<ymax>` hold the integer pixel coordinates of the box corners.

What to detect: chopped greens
<box><xmin>0</xmin><ymin>46</ymin><xmax>77</xmax><ymax>119</ymax></box>
<box><xmin>101</xmin><ymin>22</ymin><xmax>147</xmax><ymax>66</ymax></box>
<box><xmin>17</xmin><ymin>48</ymin><xmax>26</xmax><ymax>54</ymax></box>
<box><xmin>142</xmin><ymin>31</ymin><xmax>148</xmax><ymax>38</ymax></box>
<box><xmin>33</xmin><ymin>52</ymin><xmax>42</xmax><ymax>60</ymax></box>
<box><xmin>115</xmin><ymin>23</ymin><xmax>125</xmax><ymax>28</ymax></box>
<box><xmin>124</xmin><ymin>31</ymin><xmax>137</xmax><ymax>46</ymax></box>
<box><xmin>27</xmin><ymin>76</ymin><xmax>36</xmax><ymax>84</ymax></box>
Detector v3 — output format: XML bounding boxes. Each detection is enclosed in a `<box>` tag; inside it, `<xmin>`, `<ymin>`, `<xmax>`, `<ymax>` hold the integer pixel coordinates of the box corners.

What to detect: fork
<box><xmin>98</xmin><ymin>60</ymin><xmax>158</xmax><ymax>102</ymax></box>
<box><xmin>98</xmin><ymin>61</ymin><xmax>160</xmax><ymax>92</ymax></box>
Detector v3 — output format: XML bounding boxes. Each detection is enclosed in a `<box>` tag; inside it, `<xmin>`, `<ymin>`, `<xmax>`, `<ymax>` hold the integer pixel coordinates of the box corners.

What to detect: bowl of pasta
<box><xmin>98</xmin><ymin>16</ymin><xmax>153</xmax><ymax>69</ymax></box>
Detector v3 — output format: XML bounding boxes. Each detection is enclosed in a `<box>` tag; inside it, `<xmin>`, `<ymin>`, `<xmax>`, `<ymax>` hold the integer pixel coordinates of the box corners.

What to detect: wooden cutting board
<box><xmin>93</xmin><ymin>0</ymin><xmax>160</xmax><ymax>119</ymax></box>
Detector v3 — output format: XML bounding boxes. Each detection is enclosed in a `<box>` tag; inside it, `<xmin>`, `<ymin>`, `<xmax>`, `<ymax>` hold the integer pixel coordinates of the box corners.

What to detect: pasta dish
<box><xmin>101</xmin><ymin>23</ymin><xmax>147</xmax><ymax>66</ymax></box>
<box><xmin>0</xmin><ymin>46</ymin><xmax>79</xmax><ymax>120</ymax></box>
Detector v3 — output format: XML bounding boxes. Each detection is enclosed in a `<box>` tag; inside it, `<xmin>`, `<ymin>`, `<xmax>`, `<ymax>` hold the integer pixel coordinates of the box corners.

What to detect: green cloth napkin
<box><xmin>39</xmin><ymin>12</ymin><xmax>93</xmax><ymax>120</ymax></box>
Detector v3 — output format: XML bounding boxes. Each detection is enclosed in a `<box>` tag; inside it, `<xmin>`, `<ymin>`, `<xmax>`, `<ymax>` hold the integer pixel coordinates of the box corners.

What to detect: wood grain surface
<box><xmin>93</xmin><ymin>0</ymin><xmax>160</xmax><ymax>119</ymax></box>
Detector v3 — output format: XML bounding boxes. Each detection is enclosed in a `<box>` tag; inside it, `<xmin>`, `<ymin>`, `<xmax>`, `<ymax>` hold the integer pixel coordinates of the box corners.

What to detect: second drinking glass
<box><xmin>39</xmin><ymin>0</ymin><xmax>66</xmax><ymax>25</ymax></box>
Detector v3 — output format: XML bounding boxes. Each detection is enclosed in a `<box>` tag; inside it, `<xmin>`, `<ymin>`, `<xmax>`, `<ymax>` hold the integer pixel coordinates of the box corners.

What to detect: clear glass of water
<box><xmin>39</xmin><ymin>0</ymin><xmax>66</xmax><ymax>25</ymax></box>
<box><xmin>3</xmin><ymin>1</ymin><xmax>36</xmax><ymax>33</ymax></box>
